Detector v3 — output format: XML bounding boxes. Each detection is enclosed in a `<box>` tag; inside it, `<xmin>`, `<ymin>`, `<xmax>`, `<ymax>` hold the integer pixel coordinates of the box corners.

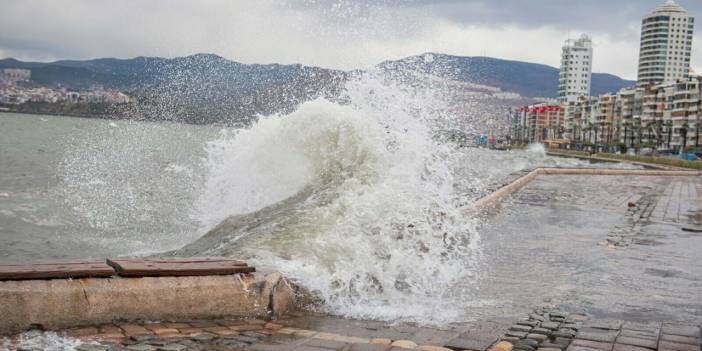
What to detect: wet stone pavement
<box><xmin>4</xmin><ymin>309</ymin><xmax>701</xmax><ymax>351</ymax></box>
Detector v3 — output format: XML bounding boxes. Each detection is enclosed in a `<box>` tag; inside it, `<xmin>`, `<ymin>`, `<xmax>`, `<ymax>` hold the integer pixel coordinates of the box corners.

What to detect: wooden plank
<box><xmin>0</xmin><ymin>260</ymin><xmax>115</xmax><ymax>280</ymax></box>
<box><xmin>106</xmin><ymin>257</ymin><xmax>255</xmax><ymax>277</ymax></box>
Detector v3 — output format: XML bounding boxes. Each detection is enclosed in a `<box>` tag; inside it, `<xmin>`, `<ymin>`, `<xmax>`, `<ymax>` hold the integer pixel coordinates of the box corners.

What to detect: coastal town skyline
<box><xmin>1</xmin><ymin>0</ymin><xmax>702</xmax><ymax>80</ymax></box>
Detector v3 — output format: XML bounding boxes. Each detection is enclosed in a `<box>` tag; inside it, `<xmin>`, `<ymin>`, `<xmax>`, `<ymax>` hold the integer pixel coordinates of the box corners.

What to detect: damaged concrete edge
<box><xmin>465</xmin><ymin>167</ymin><xmax>701</xmax><ymax>214</ymax></box>
<box><xmin>0</xmin><ymin>271</ymin><xmax>297</xmax><ymax>336</ymax></box>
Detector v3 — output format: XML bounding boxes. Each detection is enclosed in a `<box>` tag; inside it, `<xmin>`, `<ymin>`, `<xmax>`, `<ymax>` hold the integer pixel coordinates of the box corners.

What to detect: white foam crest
<box><xmin>195</xmin><ymin>72</ymin><xmax>484</xmax><ymax>324</ymax></box>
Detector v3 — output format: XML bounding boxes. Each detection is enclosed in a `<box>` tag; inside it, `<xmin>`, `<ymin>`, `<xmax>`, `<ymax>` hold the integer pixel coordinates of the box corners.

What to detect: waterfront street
<box><xmin>4</xmin><ymin>171</ymin><xmax>702</xmax><ymax>351</ymax></box>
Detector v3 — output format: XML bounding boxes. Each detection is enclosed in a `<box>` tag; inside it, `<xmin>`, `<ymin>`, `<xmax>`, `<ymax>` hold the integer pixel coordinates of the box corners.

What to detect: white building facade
<box><xmin>558</xmin><ymin>34</ymin><xmax>593</xmax><ymax>102</ymax></box>
<box><xmin>637</xmin><ymin>0</ymin><xmax>695</xmax><ymax>85</ymax></box>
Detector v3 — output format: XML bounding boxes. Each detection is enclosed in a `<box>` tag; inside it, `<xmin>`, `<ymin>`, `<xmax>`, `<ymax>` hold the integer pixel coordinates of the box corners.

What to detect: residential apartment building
<box><xmin>558</xmin><ymin>34</ymin><xmax>593</xmax><ymax>102</ymax></box>
<box><xmin>514</xmin><ymin>104</ymin><xmax>565</xmax><ymax>143</ymax></box>
<box><xmin>637</xmin><ymin>0</ymin><xmax>695</xmax><ymax>85</ymax></box>
<box><xmin>530</xmin><ymin>76</ymin><xmax>702</xmax><ymax>152</ymax></box>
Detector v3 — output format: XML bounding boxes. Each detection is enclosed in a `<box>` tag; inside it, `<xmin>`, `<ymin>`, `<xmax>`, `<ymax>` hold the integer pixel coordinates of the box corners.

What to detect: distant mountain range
<box><xmin>0</xmin><ymin>53</ymin><xmax>635</xmax><ymax>123</ymax></box>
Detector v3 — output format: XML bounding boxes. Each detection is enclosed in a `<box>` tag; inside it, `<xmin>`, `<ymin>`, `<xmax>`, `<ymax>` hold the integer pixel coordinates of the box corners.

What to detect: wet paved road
<box><xmin>474</xmin><ymin>175</ymin><xmax>702</xmax><ymax>323</ymax></box>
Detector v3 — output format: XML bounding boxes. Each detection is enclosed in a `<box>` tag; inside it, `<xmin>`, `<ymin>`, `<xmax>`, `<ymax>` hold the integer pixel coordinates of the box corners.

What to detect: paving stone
<box><xmin>577</xmin><ymin>332</ymin><xmax>618</xmax><ymax>343</ymax></box>
<box><xmin>250</xmin><ymin>344</ymin><xmax>294</xmax><ymax>351</ymax></box>
<box><xmin>512</xmin><ymin>325</ymin><xmax>535</xmax><ymax>333</ymax></box>
<box><xmin>391</xmin><ymin>340</ymin><xmax>418</xmax><ymax>349</ymax></box>
<box><xmin>125</xmin><ymin>345</ymin><xmax>155</xmax><ymax>351</ymax></box>
<box><xmin>542</xmin><ymin>323</ymin><xmax>561</xmax><ymax>330</ymax></box>
<box><xmin>502</xmin><ymin>337</ymin><xmax>521</xmax><ymax>343</ymax></box>
<box><xmin>77</xmin><ymin>345</ymin><xmax>110</xmax><ymax>351</ymax></box>
<box><xmin>554</xmin><ymin>338</ymin><xmax>574</xmax><ymax>346</ymax></box>
<box><xmin>506</xmin><ymin>331</ymin><xmax>529</xmax><ymax>338</ymax></box>
<box><xmin>304</xmin><ymin>338</ymin><xmax>350</xmax><ymax>350</ymax></box>
<box><xmin>527</xmin><ymin>334</ymin><xmax>548</xmax><ymax>342</ymax></box>
<box><xmin>188</xmin><ymin>321</ymin><xmax>220</xmax><ymax>328</ymax></box>
<box><xmin>531</xmin><ymin>328</ymin><xmax>552</xmax><ymax>336</ymax></box>
<box><xmin>539</xmin><ymin>348</ymin><xmax>563</xmax><ymax>351</ymax></box>
<box><xmin>531</xmin><ymin>314</ymin><xmax>547</xmax><ymax>322</ymax></box>
<box><xmin>445</xmin><ymin>337</ymin><xmax>494</xmax><ymax>350</ymax></box>
<box><xmin>350</xmin><ymin>343</ymin><xmax>392</xmax><ymax>351</ymax></box>
<box><xmin>411</xmin><ymin>329</ymin><xmax>460</xmax><ymax>346</ymax></box>
<box><xmin>516</xmin><ymin>339</ymin><xmax>540</xmax><ymax>348</ymax></box>
<box><xmin>659</xmin><ymin>334</ymin><xmax>701</xmax><ymax>345</ymax></box>
<box><xmin>370</xmin><ymin>339</ymin><xmax>393</xmax><ymax>345</ymax></box>
<box><xmin>567</xmin><ymin>346</ymin><xmax>605</xmax><ymax>351</ymax></box>
<box><xmin>570</xmin><ymin>339</ymin><xmax>613</xmax><ymax>351</ymax></box>
<box><xmin>539</xmin><ymin>343</ymin><xmax>565</xmax><ymax>350</ymax></box>
<box><xmin>191</xmin><ymin>332</ymin><xmax>218</xmax><ymax>342</ymax></box>
<box><xmin>658</xmin><ymin>341</ymin><xmax>701</xmax><ymax>351</ymax></box>
<box><xmin>615</xmin><ymin>337</ymin><xmax>657</xmax><ymax>349</ymax></box>
<box><xmin>514</xmin><ymin>345</ymin><xmax>537</xmax><ymax>351</ymax></box>
<box><xmin>586</xmin><ymin>322</ymin><xmax>623</xmax><ymax>331</ymax></box>
<box><xmin>661</xmin><ymin>325</ymin><xmax>701</xmax><ymax>338</ymax></box>
<box><xmin>611</xmin><ymin>344</ymin><xmax>651</xmax><ymax>351</ymax></box>
<box><xmin>69</xmin><ymin>327</ymin><xmax>101</xmax><ymax>337</ymax></box>
<box><xmin>518</xmin><ymin>321</ymin><xmax>541</xmax><ymax>328</ymax></box>
<box><xmin>231</xmin><ymin>335</ymin><xmax>261</xmax><ymax>344</ymax></box>
<box><xmin>619</xmin><ymin>331</ymin><xmax>658</xmax><ymax>341</ymax></box>
<box><xmin>161</xmin><ymin>323</ymin><xmax>191</xmax><ymax>330</ymax></box>
<box><xmin>621</xmin><ymin>323</ymin><xmax>660</xmax><ymax>334</ymax></box>
<box><xmin>293</xmin><ymin>346</ymin><xmax>332</xmax><ymax>351</ymax></box>
<box><xmin>216</xmin><ymin>320</ymin><xmax>248</xmax><ymax>327</ymax></box>
<box><xmin>100</xmin><ymin>326</ymin><xmax>125</xmax><ymax>334</ymax></box>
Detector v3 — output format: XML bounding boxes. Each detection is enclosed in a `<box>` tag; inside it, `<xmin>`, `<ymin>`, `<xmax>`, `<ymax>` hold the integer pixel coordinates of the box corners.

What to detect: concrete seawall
<box><xmin>467</xmin><ymin>167</ymin><xmax>701</xmax><ymax>213</ymax></box>
<box><xmin>0</xmin><ymin>271</ymin><xmax>296</xmax><ymax>335</ymax></box>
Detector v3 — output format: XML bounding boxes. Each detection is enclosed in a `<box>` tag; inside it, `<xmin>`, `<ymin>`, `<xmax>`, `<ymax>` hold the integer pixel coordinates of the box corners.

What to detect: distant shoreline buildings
<box><xmin>513</xmin><ymin>0</ymin><xmax>699</xmax><ymax>153</ymax></box>
<box><xmin>0</xmin><ymin>68</ymin><xmax>130</xmax><ymax>106</ymax></box>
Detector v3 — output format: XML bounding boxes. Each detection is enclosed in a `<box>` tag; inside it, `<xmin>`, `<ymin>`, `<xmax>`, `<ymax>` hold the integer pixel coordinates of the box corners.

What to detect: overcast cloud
<box><xmin>1</xmin><ymin>0</ymin><xmax>701</xmax><ymax>80</ymax></box>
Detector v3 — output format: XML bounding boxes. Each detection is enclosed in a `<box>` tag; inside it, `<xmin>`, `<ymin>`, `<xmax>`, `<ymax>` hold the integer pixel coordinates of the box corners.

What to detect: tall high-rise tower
<box><xmin>558</xmin><ymin>34</ymin><xmax>593</xmax><ymax>102</ymax></box>
<box><xmin>637</xmin><ymin>0</ymin><xmax>695</xmax><ymax>85</ymax></box>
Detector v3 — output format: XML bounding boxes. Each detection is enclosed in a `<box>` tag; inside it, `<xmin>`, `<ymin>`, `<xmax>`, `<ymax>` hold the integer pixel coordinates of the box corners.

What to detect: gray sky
<box><xmin>1</xmin><ymin>0</ymin><xmax>701</xmax><ymax>80</ymax></box>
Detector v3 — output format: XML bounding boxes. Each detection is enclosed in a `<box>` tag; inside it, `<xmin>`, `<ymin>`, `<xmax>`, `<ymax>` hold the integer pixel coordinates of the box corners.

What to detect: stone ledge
<box><xmin>0</xmin><ymin>271</ymin><xmax>296</xmax><ymax>335</ymax></box>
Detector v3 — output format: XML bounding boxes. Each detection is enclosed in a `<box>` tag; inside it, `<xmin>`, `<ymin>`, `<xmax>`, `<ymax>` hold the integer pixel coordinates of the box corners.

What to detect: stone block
<box><xmin>614</xmin><ymin>337</ymin><xmax>657</xmax><ymax>349</ymax></box>
<box><xmin>305</xmin><ymin>337</ymin><xmax>350</xmax><ymax>350</ymax></box>
<box><xmin>351</xmin><ymin>343</ymin><xmax>392</xmax><ymax>351</ymax></box>
<box><xmin>611</xmin><ymin>344</ymin><xmax>651</xmax><ymax>351</ymax></box>
<box><xmin>67</xmin><ymin>327</ymin><xmax>100</xmax><ymax>337</ymax></box>
<box><xmin>490</xmin><ymin>341</ymin><xmax>514</xmax><ymax>351</ymax></box>
<box><xmin>527</xmin><ymin>334</ymin><xmax>548</xmax><ymax>342</ymax></box>
<box><xmin>570</xmin><ymin>339</ymin><xmax>613</xmax><ymax>351</ymax></box>
<box><xmin>531</xmin><ymin>328</ymin><xmax>552</xmax><ymax>336</ymax></box>
<box><xmin>293</xmin><ymin>346</ymin><xmax>332</xmax><ymax>351</ymax></box>
<box><xmin>391</xmin><ymin>340</ymin><xmax>418</xmax><ymax>349</ymax></box>
<box><xmin>162</xmin><ymin>323</ymin><xmax>191</xmax><ymax>329</ymax></box>
<box><xmin>542</xmin><ymin>323</ymin><xmax>561</xmax><ymax>330</ymax></box>
<box><xmin>577</xmin><ymin>332</ymin><xmax>617</xmax><ymax>343</ymax></box>
<box><xmin>506</xmin><ymin>331</ymin><xmax>529</xmax><ymax>338</ymax></box>
<box><xmin>416</xmin><ymin>346</ymin><xmax>453</xmax><ymax>351</ymax></box>
<box><xmin>120</xmin><ymin>324</ymin><xmax>152</xmax><ymax>336</ymax></box>
<box><xmin>660</xmin><ymin>334</ymin><xmax>701</xmax><ymax>345</ymax></box>
<box><xmin>618</xmin><ymin>331</ymin><xmax>657</xmax><ymax>341</ymax></box>
<box><xmin>370</xmin><ymin>339</ymin><xmax>393</xmax><ymax>345</ymax></box>
<box><xmin>658</xmin><ymin>341</ymin><xmax>701</xmax><ymax>351</ymax></box>
<box><xmin>566</xmin><ymin>346</ymin><xmax>603</xmax><ymax>351</ymax></box>
<box><xmin>445</xmin><ymin>337</ymin><xmax>493</xmax><ymax>351</ymax></box>
<box><xmin>585</xmin><ymin>321</ymin><xmax>622</xmax><ymax>331</ymax></box>
<box><xmin>511</xmin><ymin>325</ymin><xmax>534</xmax><ymax>333</ymax></box>
<box><xmin>661</xmin><ymin>325</ymin><xmax>701</xmax><ymax>338</ymax></box>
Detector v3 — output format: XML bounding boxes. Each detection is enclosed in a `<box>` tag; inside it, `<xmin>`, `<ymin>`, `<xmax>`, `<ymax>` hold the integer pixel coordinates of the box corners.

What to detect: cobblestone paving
<box><xmin>5</xmin><ymin>311</ymin><xmax>700</xmax><ymax>351</ymax></box>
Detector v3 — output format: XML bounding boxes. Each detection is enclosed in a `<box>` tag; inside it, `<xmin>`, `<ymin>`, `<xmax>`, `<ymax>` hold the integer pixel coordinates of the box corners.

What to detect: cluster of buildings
<box><xmin>0</xmin><ymin>68</ymin><xmax>130</xmax><ymax>106</ymax></box>
<box><xmin>513</xmin><ymin>0</ymin><xmax>700</xmax><ymax>153</ymax></box>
